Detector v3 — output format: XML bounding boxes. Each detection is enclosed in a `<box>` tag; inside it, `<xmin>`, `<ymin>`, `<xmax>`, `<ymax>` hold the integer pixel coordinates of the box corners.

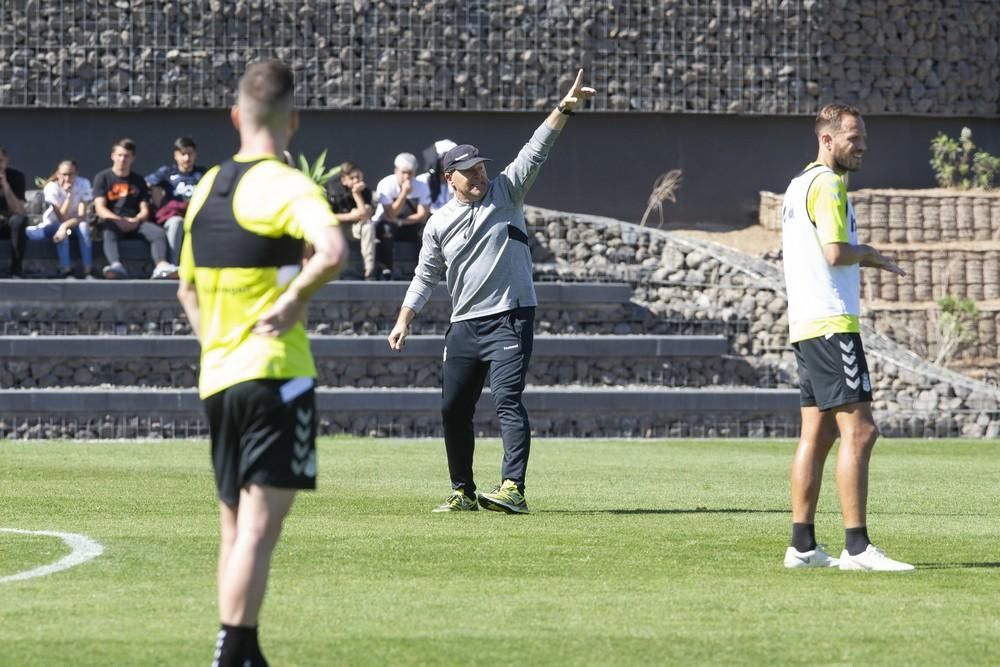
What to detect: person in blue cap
<box><xmin>388</xmin><ymin>69</ymin><xmax>596</xmax><ymax>514</ymax></box>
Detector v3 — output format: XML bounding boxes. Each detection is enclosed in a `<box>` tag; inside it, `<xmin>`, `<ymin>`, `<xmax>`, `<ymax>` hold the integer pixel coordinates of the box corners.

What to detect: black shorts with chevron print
<box><xmin>204</xmin><ymin>377</ymin><xmax>317</xmax><ymax>507</ymax></box>
<box><xmin>792</xmin><ymin>332</ymin><xmax>873</xmax><ymax>411</ymax></box>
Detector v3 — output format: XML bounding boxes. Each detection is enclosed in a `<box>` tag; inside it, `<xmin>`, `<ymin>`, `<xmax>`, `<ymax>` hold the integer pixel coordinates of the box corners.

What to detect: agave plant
<box><xmin>296</xmin><ymin>149</ymin><xmax>341</xmax><ymax>186</ymax></box>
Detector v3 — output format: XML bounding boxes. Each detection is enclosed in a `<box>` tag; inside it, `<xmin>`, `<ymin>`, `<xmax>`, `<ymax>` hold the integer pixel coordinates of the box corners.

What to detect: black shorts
<box><xmin>204</xmin><ymin>377</ymin><xmax>317</xmax><ymax>507</ymax></box>
<box><xmin>793</xmin><ymin>332</ymin><xmax>873</xmax><ymax>411</ymax></box>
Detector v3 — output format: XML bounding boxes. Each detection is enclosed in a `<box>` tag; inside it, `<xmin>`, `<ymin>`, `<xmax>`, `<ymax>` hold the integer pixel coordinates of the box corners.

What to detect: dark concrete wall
<box><xmin>2</xmin><ymin>108</ymin><xmax>997</xmax><ymax>225</ymax></box>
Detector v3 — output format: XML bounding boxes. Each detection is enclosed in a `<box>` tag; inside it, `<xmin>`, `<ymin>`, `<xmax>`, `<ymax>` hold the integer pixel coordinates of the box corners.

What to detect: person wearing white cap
<box><xmin>417</xmin><ymin>138</ymin><xmax>458</xmax><ymax>212</ymax></box>
<box><xmin>387</xmin><ymin>69</ymin><xmax>596</xmax><ymax>514</ymax></box>
<box><xmin>371</xmin><ymin>151</ymin><xmax>432</xmax><ymax>279</ymax></box>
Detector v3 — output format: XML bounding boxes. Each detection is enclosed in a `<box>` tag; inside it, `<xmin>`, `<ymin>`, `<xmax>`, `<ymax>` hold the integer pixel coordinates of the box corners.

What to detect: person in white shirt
<box><xmin>28</xmin><ymin>159</ymin><xmax>95</xmax><ymax>278</ymax></box>
<box><xmin>417</xmin><ymin>139</ymin><xmax>458</xmax><ymax>212</ymax></box>
<box><xmin>372</xmin><ymin>152</ymin><xmax>431</xmax><ymax>279</ymax></box>
<box><xmin>780</xmin><ymin>103</ymin><xmax>912</xmax><ymax>573</ymax></box>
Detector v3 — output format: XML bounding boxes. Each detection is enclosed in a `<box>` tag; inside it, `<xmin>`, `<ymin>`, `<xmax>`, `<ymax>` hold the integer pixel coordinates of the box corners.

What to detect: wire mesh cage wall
<box><xmin>2</xmin><ymin>1</ymin><xmax>995</xmax><ymax>115</ymax></box>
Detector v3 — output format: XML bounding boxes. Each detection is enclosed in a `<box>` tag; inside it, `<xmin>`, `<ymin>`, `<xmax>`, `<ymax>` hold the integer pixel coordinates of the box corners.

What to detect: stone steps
<box><xmin>0</xmin><ymin>387</ymin><xmax>801</xmax><ymax>439</ymax></box>
<box><xmin>0</xmin><ymin>334</ymin><xmax>777</xmax><ymax>390</ymax></box>
<box><xmin>0</xmin><ymin>279</ymin><xmax>680</xmax><ymax>337</ymax></box>
<box><xmin>0</xmin><ymin>271</ymin><xmax>792</xmax><ymax>437</ymax></box>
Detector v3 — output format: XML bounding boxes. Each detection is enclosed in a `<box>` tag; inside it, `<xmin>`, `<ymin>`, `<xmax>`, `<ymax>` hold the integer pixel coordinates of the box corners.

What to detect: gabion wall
<box><xmin>0</xmin><ymin>1</ymin><xmax>995</xmax><ymax>115</ymax></box>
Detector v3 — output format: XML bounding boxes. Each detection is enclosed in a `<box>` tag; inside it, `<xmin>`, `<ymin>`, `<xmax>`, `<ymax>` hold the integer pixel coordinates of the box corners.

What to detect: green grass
<box><xmin>1</xmin><ymin>438</ymin><xmax>998</xmax><ymax>666</ymax></box>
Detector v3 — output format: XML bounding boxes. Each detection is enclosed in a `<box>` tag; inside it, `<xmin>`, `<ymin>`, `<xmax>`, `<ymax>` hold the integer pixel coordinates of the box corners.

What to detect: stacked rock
<box><xmin>0</xmin><ymin>1</ymin><xmax>995</xmax><ymax>115</ymax></box>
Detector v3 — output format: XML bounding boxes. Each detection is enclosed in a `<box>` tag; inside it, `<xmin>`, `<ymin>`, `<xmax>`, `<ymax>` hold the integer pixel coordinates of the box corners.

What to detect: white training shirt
<box><xmin>781</xmin><ymin>162</ymin><xmax>861</xmax><ymax>343</ymax></box>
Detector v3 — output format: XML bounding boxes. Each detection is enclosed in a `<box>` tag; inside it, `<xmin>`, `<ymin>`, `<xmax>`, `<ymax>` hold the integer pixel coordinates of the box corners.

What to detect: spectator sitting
<box><xmin>417</xmin><ymin>139</ymin><xmax>458</xmax><ymax>212</ymax></box>
<box><xmin>0</xmin><ymin>147</ymin><xmax>29</xmax><ymax>278</ymax></box>
<box><xmin>93</xmin><ymin>137</ymin><xmax>177</xmax><ymax>280</ymax></box>
<box><xmin>27</xmin><ymin>159</ymin><xmax>94</xmax><ymax>279</ymax></box>
<box><xmin>373</xmin><ymin>152</ymin><xmax>431</xmax><ymax>279</ymax></box>
<box><xmin>146</xmin><ymin>136</ymin><xmax>207</xmax><ymax>266</ymax></box>
<box><xmin>327</xmin><ymin>161</ymin><xmax>377</xmax><ymax>280</ymax></box>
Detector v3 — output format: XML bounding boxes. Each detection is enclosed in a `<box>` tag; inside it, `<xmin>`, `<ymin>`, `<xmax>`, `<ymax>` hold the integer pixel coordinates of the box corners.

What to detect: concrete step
<box><xmin>1</xmin><ymin>237</ymin><xmax>418</xmax><ymax>281</ymax></box>
<box><xmin>0</xmin><ymin>387</ymin><xmax>801</xmax><ymax>439</ymax></box>
<box><xmin>0</xmin><ymin>279</ymin><xmax>669</xmax><ymax>337</ymax></box>
<box><xmin>0</xmin><ymin>334</ymin><xmax>780</xmax><ymax>390</ymax></box>
<box><xmin>0</xmin><ymin>334</ymin><xmax>728</xmax><ymax>358</ymax></box>
<box><xmin>0</xmin><ymin>279</ymin><xmax>751</xmax><ymax>339</ymax></box>
<box><xmin>0</xmin><ymin>278</ymin><xmax>633</xmax><ymax>304</ymax></box>
<box><xmin>2</xmin><ymin>237</ymin><xmax>166</xmax><ymax>279</ymax></box>
<box><xmin>0</xmin><ymin>386</ymin><xmax>800</xmax><ymax>412</ymax></box>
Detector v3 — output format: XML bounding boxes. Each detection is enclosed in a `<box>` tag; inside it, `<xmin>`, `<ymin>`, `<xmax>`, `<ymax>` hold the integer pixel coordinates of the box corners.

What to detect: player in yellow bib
<box><xmin>176</xmin><ymin>60</ymin><xmax>347</xmax><ymax>666</ymax></box>
<box><xmin>780</xmin><ymin>104</ymin><xmax>913</xmax><ymax>572</ymax></box>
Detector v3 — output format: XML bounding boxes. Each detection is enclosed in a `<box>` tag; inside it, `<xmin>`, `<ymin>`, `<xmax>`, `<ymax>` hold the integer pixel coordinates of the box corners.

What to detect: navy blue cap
<box><xmin>441</xmin><ymin>144</ymin><xmax>492</xmax><ymax>173</ymax></box>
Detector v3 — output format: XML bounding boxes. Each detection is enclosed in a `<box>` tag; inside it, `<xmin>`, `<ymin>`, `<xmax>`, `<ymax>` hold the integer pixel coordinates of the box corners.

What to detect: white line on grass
<box><xmin>0</xmin><ymin>528</ymin><xmax>104</xmax><ymax>584</ymax></box>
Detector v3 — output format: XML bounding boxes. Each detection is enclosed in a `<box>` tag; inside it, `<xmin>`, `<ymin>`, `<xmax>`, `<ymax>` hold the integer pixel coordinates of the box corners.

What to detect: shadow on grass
<box><xmin>912</xmin><ymin>562</ymin><xmax>1000</xmax><ymax>570</ymax></box>
<box><xmin>541</xmin><ymin>508</ymin><xmax>787</xmax><ymax>515</ymax></box>
<box><xmin>541</xmin><ymin>508</ymin><xmax>994</xmax><ymax>517</ymax></box>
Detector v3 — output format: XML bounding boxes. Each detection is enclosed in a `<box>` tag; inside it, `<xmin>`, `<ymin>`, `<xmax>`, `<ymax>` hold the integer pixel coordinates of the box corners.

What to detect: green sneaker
<box><xmin>431</xmin><ymin>490</ymin><xmax>479</xmax><ymax>512</ymax></box>
<box><xmin>478</xmin><ymin>480</ymin><xmax>529</xmax><ymax>514</ymax></box>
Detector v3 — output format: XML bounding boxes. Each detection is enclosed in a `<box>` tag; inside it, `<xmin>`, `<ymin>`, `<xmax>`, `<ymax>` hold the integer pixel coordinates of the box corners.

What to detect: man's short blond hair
<box><xmin>238</xmin><ymin>60</ymin><xmax>294</xmax><ymax>129</ymax></box>
<box><xmin>815</xmin><ymin>103</ymin><xmax>861</xmax><ymax>137</ymax></box>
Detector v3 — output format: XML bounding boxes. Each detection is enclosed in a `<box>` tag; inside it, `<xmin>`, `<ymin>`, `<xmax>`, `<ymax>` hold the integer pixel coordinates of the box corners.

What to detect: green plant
<box><xmin>934</xmin><ymin>294</ymin><xmax>979</xmax><ymax>365</ymax></box>
<box><xmin>972</xmin><ymin>151</ymin><xmax>1000</xmax><ymax>190</ymax></box>
<box><xmin>296</xmin><ymin>149</ymin><xmax>340</xmax><ymax>186</ymax></box>
<box><xmin>929</xmin><ymin>127</ymin><xmax>998</xmax><ymax>190</ymax></box>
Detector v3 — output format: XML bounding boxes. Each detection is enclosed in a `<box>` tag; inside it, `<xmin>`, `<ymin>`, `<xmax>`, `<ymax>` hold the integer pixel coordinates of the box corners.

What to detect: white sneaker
<box><xmin>151</xmin><ymin>263</ymin><xmax>179</xmax><ymax>280</ymax></box>
<box><xmin>839</xmin><ymin>545</ymin><xmax>915</xmax><ymax>572</ymax></box>
<box><xmin>784</xmin><ymin>544</ymin><xmax>839</xmax><ymax>569</ymax></box>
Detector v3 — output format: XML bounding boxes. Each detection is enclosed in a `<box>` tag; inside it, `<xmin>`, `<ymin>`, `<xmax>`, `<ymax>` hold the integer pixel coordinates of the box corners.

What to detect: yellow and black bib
<box><xmin>179</xmin><ymin>154</ymin><xmax>338</xmax><ymax>398</ymax></box>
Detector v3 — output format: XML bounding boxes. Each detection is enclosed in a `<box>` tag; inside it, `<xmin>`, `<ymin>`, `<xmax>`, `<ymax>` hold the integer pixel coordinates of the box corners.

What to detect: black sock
<box><xmin>845</xmin><ymin>526</ymin><xmax>871</xmax><ymax>556</ymax></box>
<box><xmin>790</xmin><ymin>523</ymin><xmax>817</xmax><ymax>552</ymax></box>
<box><xmin>214</xmin><ymin>624</ymin><xmax>268</xmax><ymax>667</ymax></box>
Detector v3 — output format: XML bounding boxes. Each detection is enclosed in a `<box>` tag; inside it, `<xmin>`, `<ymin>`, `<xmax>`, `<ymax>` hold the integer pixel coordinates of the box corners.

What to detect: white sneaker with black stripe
<box><xmin>783</xmin><ymin>544</ymin><xmax>839</xmax><ymax>569</ymax></box>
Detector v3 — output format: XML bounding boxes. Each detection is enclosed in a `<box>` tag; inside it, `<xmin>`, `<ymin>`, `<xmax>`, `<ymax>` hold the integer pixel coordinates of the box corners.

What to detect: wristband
<box><xmin>557</xmin><ymin>104</ymin><xmax>575</xmax><ymax>116</ymax></box>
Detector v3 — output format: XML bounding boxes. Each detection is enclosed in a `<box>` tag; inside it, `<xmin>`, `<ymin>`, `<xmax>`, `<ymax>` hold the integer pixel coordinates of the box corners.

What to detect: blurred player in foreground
<box><xmin>177</xmin><ymin>60</ymin><xmax>347</xmax><ymax>665</ymax></box>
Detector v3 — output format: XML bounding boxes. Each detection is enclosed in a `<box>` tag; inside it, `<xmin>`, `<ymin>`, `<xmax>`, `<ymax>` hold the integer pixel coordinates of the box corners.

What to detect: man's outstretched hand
<box><xmin>559</xmin><ymin>68</ymin><xmax>597</xmax><ymax>112</ymax></box>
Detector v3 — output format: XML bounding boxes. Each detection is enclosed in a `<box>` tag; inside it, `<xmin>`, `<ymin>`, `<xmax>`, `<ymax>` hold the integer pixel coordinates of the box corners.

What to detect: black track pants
<box><xmin>440</xmin><ymin>307</ymin><xmax>534</xmax><ymax>494</ymax></box>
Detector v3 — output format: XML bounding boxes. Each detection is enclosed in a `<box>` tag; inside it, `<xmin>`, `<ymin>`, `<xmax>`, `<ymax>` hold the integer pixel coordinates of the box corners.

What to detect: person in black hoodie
<box><xmin>0</xmin><ymin>147</ymin><xmax>29</xmax><ymax>277</ymax></box>
<box><xmin>417</xmin><ymin>138</ymin><xmax>458</xmax><ymax>213</ymax></box>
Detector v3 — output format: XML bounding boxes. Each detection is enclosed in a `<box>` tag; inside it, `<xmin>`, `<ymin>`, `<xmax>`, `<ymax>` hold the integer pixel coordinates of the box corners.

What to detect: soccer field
<box><xmin>1</xmin><ymin>438</ymin><xmax>998</xmax><ymax>666</ymax></box>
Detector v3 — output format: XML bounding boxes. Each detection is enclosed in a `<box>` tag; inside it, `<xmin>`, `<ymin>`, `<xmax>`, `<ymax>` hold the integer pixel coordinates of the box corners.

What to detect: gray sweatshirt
<box><xmin>402</xmin><ymin>121</ymin><xmax>561</xmax><ymax>322</ymax></box>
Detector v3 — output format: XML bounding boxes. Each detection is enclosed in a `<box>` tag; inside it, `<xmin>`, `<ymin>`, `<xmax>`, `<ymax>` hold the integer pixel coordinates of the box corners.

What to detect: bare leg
<box><xmin>218</xmin><ymin>501</ymin><xmax>238</xmax><ymax>595</ymax></box>
<box><xmin>832</xmin><ymin>402</ymin><xmax>879</xmax><ymax>529</ymax></box>
<box><xmin>831</xmin><ymin>403</ymin><xmax>913</xmax><ymax>570</ymax></box>
<box><xmin>790</xmin><ymin>406</ymin><xmax>839</xmax><ymax>523</ymax></box>
<box><xmin>218</xmin><ymin>485</ymin><xmax>297</xmax><ymax>626</ymax></box>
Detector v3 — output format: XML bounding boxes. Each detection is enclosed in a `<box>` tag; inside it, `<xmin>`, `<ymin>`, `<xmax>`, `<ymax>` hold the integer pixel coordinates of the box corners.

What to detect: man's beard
<box><xmin>834</xmin><ymin>150</ymin><xmax>861</xmax><ymax>173</ymax></box>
